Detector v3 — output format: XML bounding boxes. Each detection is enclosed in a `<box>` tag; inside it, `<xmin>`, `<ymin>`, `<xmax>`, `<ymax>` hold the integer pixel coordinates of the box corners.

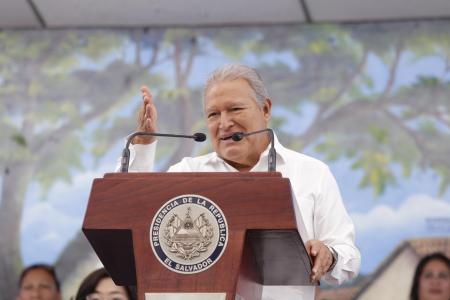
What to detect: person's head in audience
<box><xmin>74</xmin><ymin>268</ymin><xmax>135</xmax><ymax>300</ymax></box>
<box><xmin>410</xmin><ymin>252</ymin><xmax>450</xmax><ymax>300</ymax></box>
<box><xmin>17</xmin><ymin>264</ymin><xmax>61</xmax><ymax>300</ymax></box>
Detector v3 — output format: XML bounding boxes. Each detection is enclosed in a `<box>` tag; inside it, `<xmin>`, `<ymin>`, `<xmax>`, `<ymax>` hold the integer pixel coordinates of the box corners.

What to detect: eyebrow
<box><xmin>23</xmin><ymin>282</ymin><xmax>53</xmax><ymax>287</ymax></box>
<box><xmin>92</xmin><ymin>290</ymin><xmax>124</xmax><ymax>295</ymax></box>
<box><xmin>204</xmin><ymin>106</ymin><xmax>216</xmax><ymax>113</ymax></box>
<box><xmin>205</xmin><ymin>101</ymin><xmax>249</xmax><ymax>111</ymax></box>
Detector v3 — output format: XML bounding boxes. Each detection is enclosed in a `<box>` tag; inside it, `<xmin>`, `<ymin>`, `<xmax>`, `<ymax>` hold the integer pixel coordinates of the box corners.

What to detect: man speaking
<box><xmin>118</xmin><ymin>63</ymin><xmax>361</xmax><ymax>299</ymax></box>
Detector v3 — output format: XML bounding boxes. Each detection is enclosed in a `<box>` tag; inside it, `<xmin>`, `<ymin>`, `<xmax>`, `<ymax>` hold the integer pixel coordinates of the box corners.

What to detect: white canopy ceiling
<box><xmin>1</xmin><ymin>0</ymin><xmax>450</xmax><ymax>29</ymax></box>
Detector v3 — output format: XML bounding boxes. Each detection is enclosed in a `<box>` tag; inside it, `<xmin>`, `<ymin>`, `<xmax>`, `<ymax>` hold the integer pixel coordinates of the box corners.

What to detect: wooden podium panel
<box><xmin>83</xmin><ymin>172</ymin><xmax>313</xmax><ymax>300</ymax></box>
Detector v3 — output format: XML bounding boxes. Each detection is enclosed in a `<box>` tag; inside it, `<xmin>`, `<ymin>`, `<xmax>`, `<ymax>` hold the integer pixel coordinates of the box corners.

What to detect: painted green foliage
<box><xmin>234</xmin><ymin>23</ymin><xmax>450</xmax><ymax>196</ymax></box>
<box><xmin>0</xmin><ymin>31</ymin><xmax>123</xmax><ymax>190</ymax></box>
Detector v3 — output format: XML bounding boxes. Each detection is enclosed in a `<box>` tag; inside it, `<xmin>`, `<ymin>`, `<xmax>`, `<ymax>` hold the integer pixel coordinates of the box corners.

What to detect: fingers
<box><xmin>138</xmin><ymin>85</ymin><xmax>157</xmax><ymax>132</ymax></box>
<box><xmin>142</xmin><ymin>105</ymin><xmax>154</xmax><ymax>129</ymax></box>
<box><xmin>141</xmin><ymin>86</ymin><xmax>153</xmax><ymax>106</ymax></box>
<box><xmin>134</xmin><ymin>86</ymin><xmax>158</xmax><ymax>144</ymax></box>
<box><xmin>307</xmin><ymin>240</ymin><xmax>333</xmax><ymax>283</ymax></box>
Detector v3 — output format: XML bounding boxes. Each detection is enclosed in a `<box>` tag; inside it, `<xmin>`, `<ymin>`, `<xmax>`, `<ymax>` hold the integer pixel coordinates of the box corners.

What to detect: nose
<box><xmin>430</xmin><ymin>275</ymin><xmax>442</xmax><ymax>285</ymax></box>
<box><xmin>29</xmin><ymin>289</ymin><xmax>40</xmax><ymax>299</ymax></box>
<box><xmin>219</xmin><ymin>112</ymin><xmax>233</xmax><ymax>130</ymax></box>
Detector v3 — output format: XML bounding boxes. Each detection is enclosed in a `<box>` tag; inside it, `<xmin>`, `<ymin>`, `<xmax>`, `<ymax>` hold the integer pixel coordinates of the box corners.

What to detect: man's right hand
<box><xmin>133</xmin><ymin>86</ymin><xmax>158</xmax><ymax>144</ymax></box>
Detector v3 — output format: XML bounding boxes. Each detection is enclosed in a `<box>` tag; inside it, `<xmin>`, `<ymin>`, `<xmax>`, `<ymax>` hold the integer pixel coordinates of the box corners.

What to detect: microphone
<box><xmin>230</xmin><ymin>128</ymin><xmax>277</xmax><ymax>172</ymax></box>
<box><xmin>120</xmin><ymin>131</ymin><xmax>206</xmax><ymax>172</ymax></box>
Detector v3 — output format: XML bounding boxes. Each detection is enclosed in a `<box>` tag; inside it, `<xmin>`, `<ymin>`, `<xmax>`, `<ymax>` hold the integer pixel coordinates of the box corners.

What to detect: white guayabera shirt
<box><xmin>117</xmin><ymin>135</ymin><xmax>361</xmax><ymax>300</ymax></box>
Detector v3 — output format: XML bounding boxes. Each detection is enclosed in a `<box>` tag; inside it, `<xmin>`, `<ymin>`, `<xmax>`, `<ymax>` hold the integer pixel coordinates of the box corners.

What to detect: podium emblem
<box><xmin>150</xmin><ymin>194</ymin><xmax>229</xmax><ymax>274</ymax></box>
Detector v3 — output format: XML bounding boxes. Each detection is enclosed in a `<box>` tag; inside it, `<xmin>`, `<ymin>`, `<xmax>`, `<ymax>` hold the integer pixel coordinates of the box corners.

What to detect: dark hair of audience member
<box><xmin>410</xmin><ymin>252</ymin><xmax>450</xmax><ymax>300</ymax></box>
<box><xmin>74</xmin><ymin>268</ymin><xmax>135</xmax><ymax>300</ymax></box>
<box><xmin>18</xmin><ymin>264</ymin><xmax>61</xmax><ymax>291</ymax></box>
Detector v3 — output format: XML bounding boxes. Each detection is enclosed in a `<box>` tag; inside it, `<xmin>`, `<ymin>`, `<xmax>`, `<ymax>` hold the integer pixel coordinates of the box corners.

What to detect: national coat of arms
<box><xmin>150</xmin><ymin>194</ymin><xmax>228</xmax><ymax>274</ymax></box>
<box><xmin>164</xmin><ymin>207</ymin><xmax>214</xmax><ymax>260</ymax></box>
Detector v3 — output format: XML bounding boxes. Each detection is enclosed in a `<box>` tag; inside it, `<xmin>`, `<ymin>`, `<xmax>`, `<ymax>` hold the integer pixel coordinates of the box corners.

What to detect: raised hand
<box><xmin>134</xmin><ymin>86</ymin><xmax>158</xmax><ymax>144</ymax></box>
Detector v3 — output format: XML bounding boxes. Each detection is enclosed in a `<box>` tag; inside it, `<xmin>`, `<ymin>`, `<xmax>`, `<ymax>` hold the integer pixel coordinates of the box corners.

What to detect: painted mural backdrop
<box><xmin>1</xmin><ymin>21</ymin><xmax>450</xmax><ymax>299</ymax></box>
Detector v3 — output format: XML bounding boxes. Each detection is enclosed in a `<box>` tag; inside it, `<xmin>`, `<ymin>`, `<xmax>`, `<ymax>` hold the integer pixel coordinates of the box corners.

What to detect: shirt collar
<box><xmin>262</xmin><ymin>132</ymin><xmax>288</xmax><ymax>163</ymax></box>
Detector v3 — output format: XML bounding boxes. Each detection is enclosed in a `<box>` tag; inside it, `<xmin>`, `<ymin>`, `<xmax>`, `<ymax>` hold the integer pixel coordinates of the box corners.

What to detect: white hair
<box><xmin>204</xmin><ymin>63</ymin><xmax>270</xmax><ymax>106</ymax></box>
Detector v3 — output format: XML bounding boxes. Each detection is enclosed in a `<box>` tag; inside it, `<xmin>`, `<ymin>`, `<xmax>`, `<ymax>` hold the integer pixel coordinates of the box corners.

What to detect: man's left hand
<box><xmin>306</xmin><ymin>239</ymin><xmax>334</xmax><ymax>282</ymax></box>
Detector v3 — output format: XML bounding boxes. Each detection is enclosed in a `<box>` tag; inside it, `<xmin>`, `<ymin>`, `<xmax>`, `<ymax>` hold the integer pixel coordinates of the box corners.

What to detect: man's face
<box><xmin>204</xmin><ymin>78</ymin><xmax>271</xmax><ymax>171</ymax></box>
<box><xmin>17</xmin><ymin>269</ymin><xmax>61</xmax><ymax>300</ymax></box>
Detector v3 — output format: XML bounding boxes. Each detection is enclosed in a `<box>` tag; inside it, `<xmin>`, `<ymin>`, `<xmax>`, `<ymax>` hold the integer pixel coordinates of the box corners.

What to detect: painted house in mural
<box><xmin>316</xmin><ymin>237</ymin><xmax>450</xmax><ymax>300</ymax></box>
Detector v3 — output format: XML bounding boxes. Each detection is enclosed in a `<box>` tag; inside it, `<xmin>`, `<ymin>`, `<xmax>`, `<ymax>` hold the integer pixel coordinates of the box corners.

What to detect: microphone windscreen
<box><xmin>193</xmin><ymin>132</ymin><xmax>207</xmax><ymax>142</ymax></box>
<box><xmin>231</xmin><ymin>132</ymin><xmax>244</xmax><ymax>141</ymax></box>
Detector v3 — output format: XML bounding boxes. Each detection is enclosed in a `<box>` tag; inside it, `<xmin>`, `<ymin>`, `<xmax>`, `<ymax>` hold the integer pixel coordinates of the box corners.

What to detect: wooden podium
<box><xmin>82</xmin><ymin>172</ymin><xmax>313</xmax><ymax>300</ymax></box>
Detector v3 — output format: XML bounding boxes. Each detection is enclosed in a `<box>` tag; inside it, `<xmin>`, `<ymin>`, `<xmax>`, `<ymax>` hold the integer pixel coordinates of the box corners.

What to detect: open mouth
<box><xmin>220</xmin><ymin>134</ymin><xmax>234</xmax><ymax>141</ymax></box>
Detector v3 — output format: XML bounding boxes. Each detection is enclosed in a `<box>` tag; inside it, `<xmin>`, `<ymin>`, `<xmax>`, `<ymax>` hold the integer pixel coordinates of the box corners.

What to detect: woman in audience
<box><xmin>74</xmin><ymin>268</ymin><xmax>135</xmax><ymax>300</ymax></box>
<box><xmin>17</xmin><ymin>264</ymin><xmax>61</xmax><ymax>300</ymax></box>
<box><xmin>410</xmin><ymin>252</ymin><xmax>450</xmax><ymax>300</ymax></box>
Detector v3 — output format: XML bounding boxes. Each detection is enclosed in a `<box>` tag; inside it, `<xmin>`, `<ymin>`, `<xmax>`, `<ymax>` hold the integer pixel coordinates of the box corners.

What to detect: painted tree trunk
<box><xmin>0</xmin><ymin>162</ymin><xmax>34</xmax><ymax>300</ymax></box>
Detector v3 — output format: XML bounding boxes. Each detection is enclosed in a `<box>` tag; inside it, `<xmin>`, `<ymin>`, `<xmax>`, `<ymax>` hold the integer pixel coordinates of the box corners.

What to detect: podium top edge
<box><xmin>103</xmin><ymin>172</ymin><xmax>282</xmax><ymax>179</ymax></box>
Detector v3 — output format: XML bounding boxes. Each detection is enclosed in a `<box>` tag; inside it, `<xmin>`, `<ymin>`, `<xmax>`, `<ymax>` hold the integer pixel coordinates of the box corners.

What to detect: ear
<box><xmin>262</xmin><ymin>98</ymin><xmax>272</xmax><ymax>122</ymax></box>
